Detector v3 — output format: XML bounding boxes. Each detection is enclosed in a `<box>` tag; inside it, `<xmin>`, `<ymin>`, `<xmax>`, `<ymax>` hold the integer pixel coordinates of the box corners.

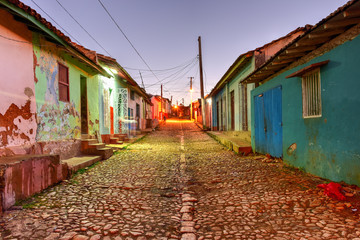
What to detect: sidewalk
<box><xmin>194</xmin><ymin>121</ymin><xmax>252</xmax><ymax>155</ymax></box>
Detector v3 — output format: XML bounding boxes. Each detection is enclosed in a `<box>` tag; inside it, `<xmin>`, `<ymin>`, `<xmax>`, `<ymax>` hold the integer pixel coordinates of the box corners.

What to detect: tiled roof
<box><xmin>5</xmin><ymin>0</ymin><xmax>104</xmax><ymax>70</ymax></box>
<box><xmin>4</xmin><ymin>0</ymin><xmax>152</xmax><ymax>103</ymax></box>
<box><xmin>243</xmin><ymin>0</ymin><xmax>360</xmax><ymax>84</ymax></box>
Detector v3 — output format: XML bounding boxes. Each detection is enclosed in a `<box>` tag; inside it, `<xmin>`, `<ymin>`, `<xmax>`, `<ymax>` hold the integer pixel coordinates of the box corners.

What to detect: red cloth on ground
<box><xmin>317</xmin><ymin>182</ymin><xmax>346</xmax><ymax>201</ymax></box>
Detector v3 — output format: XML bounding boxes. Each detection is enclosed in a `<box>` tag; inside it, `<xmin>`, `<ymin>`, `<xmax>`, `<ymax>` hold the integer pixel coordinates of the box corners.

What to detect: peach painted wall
<box><xmin>0</xmin><ymin>9</ymin><xmax>37</xmax><ymax>153</ymax></box>
<box><xmin>1</xmin><ymin>155</ymin><xmax>68</xmax><ymax>210</ymax></box>
<box><xmin>263</xmin><ymin>31</ymin><xmax>305</xmax><ymax>61</ymax></box>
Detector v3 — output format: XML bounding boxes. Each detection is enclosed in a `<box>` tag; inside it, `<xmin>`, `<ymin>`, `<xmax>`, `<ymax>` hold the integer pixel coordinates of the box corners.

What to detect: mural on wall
<box><xmin>33</xmin><ymin>35</ymin><xmax>81</xmax><ymax>141</ymax></box>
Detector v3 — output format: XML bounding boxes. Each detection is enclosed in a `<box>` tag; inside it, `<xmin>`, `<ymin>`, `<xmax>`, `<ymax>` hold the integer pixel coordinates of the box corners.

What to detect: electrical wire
<box><xmin>55</xmin><ymin>0</ymin><xmax>112</xmax><ymax>56</ymax></box>
<box><xmin>30</xmin><ymin>0</ymin><xmax>82</xmax><ymax>45</ymax></box>
<box><xmin>144</xmin><ymin>58</ymin><xmax>198</xmax><ymax>88</ymax></box>
<box><xmin>124</xmin><ymin>56</ymin><xmax>198</xmax><ymax>72</ymax></box>
<box><xmin>97</xmin><ymin>0</ymin><xmax>161</xmax><ymax>82</ymax></box>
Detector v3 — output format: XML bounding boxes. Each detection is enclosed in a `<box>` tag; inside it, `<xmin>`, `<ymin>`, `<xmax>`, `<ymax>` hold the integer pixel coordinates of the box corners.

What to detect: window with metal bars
<box><xmin>58</xmin><ymin>63</ymin><xmax>69</xmax><ymax>102</ymax></box>
<box><xmin>302</xmin><ymin>68</ymin><xmax>321</xmax><ymax>118</ymax></box>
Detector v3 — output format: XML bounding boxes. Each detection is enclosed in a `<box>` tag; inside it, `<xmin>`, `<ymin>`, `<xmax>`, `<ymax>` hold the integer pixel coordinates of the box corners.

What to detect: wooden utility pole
<box><xmin>198</xmin><ymin>36</ymin><xmax>206</xmax><ymax>127</ymax></box>
<box><xmin>160</xmin><ymin>84</ymin><xmax>163</xmax><ymax>121</ymax></box>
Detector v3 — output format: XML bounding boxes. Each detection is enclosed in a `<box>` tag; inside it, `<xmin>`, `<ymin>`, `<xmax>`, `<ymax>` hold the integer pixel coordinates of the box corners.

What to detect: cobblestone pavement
<box><xmin>1</xmin><ymin>119</ymin><xmax>360</xmax><ymax>240</ymax></box>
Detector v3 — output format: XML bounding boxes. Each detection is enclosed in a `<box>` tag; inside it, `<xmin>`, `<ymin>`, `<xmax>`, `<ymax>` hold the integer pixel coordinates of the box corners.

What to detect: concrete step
<box><xmin>110</xmin><ymin>137</ymin><xmax>119</xmax><ymax>144</ymax></box>
<box><xmin>88</xmin><ymin>143</ymin><xmax>106</xmax><ymax>149</ymax></box>
<box><xmin>81</xmin><ymin>134</ymin><xmax>95</xmax><ymax>140</ymax></box>
<box><xmin>106</xmin><ymin>143</ymin><xmax>125</xmax><ymax>151</ymax></box>
<box><xmin>113</xmin><ymin>134</ymin><xmax>128</xmax><ymax>141</ymax></box>
<box><xmin>81</xmin><ymin>139</ymin><xmax>98</xmax><ymax>152</ymax></box>
<box><xmin>62</xmin><ymin>155</ymin><xmax>102</xmax><ymax>173</ymax></box>
<box><xmin>83</xmin><ymin>147</ymin><xmax>113</xmax><ymax>160</ymax></box>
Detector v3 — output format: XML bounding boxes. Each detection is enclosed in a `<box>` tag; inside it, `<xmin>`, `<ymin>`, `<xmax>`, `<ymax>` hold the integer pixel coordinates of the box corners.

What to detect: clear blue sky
<box><xmin>22</xmin><ymin>0</ymin><xmax>349</xmax><ymax>105</ymax></box>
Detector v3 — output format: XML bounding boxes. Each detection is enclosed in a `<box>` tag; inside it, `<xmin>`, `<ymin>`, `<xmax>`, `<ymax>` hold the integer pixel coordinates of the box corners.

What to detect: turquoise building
<box><xmin>244</xmin><ymin>0</ymin><xmax>360</xmax><ymax>186</ymax></box>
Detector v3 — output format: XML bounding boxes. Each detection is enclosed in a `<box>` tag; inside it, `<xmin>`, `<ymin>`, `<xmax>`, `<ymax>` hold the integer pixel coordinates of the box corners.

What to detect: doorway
<box><xmin>80</xmin><ymin>76</ymin><xmax>88</xmax><ymax>134</ymax></box>
<box><xmin>254</xmin><ymin>86</ymin><xmax>283</xmax><ymax>157</ymax></box>
<box><xmin>230</xmin><ymin>90</ymin><xmax>235</xmax><ymax>130</ymax></box>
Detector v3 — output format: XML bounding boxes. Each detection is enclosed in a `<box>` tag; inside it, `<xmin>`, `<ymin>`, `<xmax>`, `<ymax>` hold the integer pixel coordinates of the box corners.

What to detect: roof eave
<box><xmin>1</xmin><ymin>0</ymin><xmax>111</xmax><ymax>77</ymax></box>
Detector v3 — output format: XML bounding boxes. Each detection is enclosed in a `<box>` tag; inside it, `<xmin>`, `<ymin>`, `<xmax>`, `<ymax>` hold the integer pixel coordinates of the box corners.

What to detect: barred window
<box><xmin>58</xmin><ymin>63</ymin><xmax>69</xmax><ymax>102</ymax></box>
<box><xmin>302</xmin><ymin>69</ymin><xmax>321</xmax><ymax>118</ymax></box>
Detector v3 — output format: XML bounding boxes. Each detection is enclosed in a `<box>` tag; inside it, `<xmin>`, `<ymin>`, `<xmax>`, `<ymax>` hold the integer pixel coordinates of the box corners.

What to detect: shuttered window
<box><xmin>302</xmin><ymin>69</ymin><xmax>321</xmax><ymax>118</ymax></box>
<box><xmin>58</xmin><ymin>63</ymin><xmax>69</xmax><ymax>102</ymax></box>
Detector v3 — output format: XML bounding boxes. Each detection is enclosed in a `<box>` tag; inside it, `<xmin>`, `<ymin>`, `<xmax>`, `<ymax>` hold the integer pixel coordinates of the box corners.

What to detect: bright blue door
<box><xmin>254</xmin><ymin>86</ymin><xmax>282</xmax><ymax>157</ymax></box>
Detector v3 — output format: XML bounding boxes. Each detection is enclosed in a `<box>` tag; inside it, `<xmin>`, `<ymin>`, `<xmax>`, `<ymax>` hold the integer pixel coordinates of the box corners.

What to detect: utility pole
<box><xmin>198</xmin><ymin>36</ymin><xmax>206</xmax><ymax>128</ymax></box>
<box><xmin>160</xmin><ymin>84</ymin><xmax>163</xmax><ymax>121</ymax></box>
<box><xmin>189</xmin><ymin>77</ymin><xmax>193</xmax><ymax>121</ymax></box>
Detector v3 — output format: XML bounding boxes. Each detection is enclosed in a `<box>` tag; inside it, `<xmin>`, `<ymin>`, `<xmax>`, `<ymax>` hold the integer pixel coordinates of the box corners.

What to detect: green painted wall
<box><xmin>212</xmin><ymin>58</ymin><xmax>254</xmax><ymax>131</ymax></box>
<box><xmin>251</xmin><ymin>34</ymin><xmax>360</xmax><ymax>186</ymax></box>
<box><xmin>33</xmin><ymin>34</ymin><xmax>100</xmax><ymax>141</ymax></box>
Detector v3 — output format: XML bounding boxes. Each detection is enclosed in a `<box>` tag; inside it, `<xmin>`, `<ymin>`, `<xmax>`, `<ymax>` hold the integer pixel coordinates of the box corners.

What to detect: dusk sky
<box><xmin>22</xmin><ymin>0</ymin><xmax>349</xmax><ymax>105</ymax></box>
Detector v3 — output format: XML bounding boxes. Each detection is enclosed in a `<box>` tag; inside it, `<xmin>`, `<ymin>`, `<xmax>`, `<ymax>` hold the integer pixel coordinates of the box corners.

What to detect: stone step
<box><xmin>83</xmin><ymin>147</ymin><xmax>113</xmax><ymax>160</ymax></box>
<box><xmin>110</xmin><ymin>137</ymin><xmax>119</xmax><ymax>144</ymax></box>
<box><xmin>96</xmin><ymin>147</ymin><xmax>113</xmax><ymax>160</ymax></box>
<box><xmin>88</xmin><ymin>143</ymin><xmax>106</xmax><ymax>149</ymax></box>
<box><xmin>113</xmin><ymin>134</ymin><xmax>128</xmax><ymax>141</ymax></box>
<box><xmin>81</xmin><ymin>134</ymin><xmax>95</xmax><ymax>140</ymax></box>
<box><xmin>81</xmin><ymin>139</ymin><xmax>98</xmax><ymax>152</ymax></box>
<box><xmin>62</xmin><ymin>155</ymin><xmax>102</xmax><ymax>174</ymax></box>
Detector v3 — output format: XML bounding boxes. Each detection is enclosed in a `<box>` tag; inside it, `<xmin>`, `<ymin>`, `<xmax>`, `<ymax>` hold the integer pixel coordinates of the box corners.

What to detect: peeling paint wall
<box><xmin>1</xmin><ymin>155</ymin><xmax>68</xmax><ymax>210</ymax></box>
<box><xmin>33</xmin><ymin>33</ymin><xmax>100</xmax><ymax>158</ymax></box>
<box><xmin>0</xmin><ymin>9</ymin><xmax>37</xmax><ymax>155</ymax></box>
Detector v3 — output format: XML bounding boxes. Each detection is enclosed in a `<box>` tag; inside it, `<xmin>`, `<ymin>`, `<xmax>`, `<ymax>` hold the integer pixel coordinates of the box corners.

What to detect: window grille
<box><xmin>302</xmin><ymin>69</ymin><xmax>321</xmax><ymax>118</ymax></box>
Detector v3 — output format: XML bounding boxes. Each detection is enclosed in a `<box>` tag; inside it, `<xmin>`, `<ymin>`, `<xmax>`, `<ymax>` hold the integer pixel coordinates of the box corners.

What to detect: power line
<box><xmin>124</xmin><ymin>56</ymin><xmax>198</xmax><ymax>72</ymax></box>
<box><xmin>30</xmin><ymin>0</ymin><xmax>81</xmax><ymax>45</ymax></box>
<box><xmin>144</xmin><ymin>58</ymin><xmax>198</xmax><ymax>88</ymax></box>
<box><xmin>55</xmin><ymin>0</ymin><xmax>112</xmax><ymax>56</ymax></box>
<box><xmin>97</xmin><ymin>0</ymin><xmax>160</xmax><ymax>82</ymax></box>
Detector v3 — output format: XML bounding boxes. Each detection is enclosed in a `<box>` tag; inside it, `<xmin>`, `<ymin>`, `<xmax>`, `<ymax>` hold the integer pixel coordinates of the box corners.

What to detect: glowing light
<box><xmin>174</xmin><ymin>105</ymin><xmax>178</xmax><ymax>109</ymax></box>
<box><xmin>207</xmin><ymin>98</ymin><xmax>212</xmax><ymax>104</ymax></box>
<box><xmin>190</xmin><ymin>88</ymin><xmax>193</xmax><ymax>92</ymax></box>
<box><xmin>167</xmin><ymin>119</ymin><xmax>191</xmax><ymax>123</ymax></box>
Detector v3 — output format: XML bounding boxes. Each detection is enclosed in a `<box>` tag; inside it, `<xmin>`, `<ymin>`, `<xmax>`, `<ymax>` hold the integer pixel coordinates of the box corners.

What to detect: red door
<box><xmin>110</xmin><ymin>106</ymin><xmax>114</xmax><ymax>134</ymax></box>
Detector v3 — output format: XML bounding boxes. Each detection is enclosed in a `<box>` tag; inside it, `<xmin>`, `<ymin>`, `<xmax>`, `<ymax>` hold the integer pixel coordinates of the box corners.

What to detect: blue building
<box><xmin>243</xmin><ymin>0</ymin><xmax>360</xmax><ymax>186</ymax></box>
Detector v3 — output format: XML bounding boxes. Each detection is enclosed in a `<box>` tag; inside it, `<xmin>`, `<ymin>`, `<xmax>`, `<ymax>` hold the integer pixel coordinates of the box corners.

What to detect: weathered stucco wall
<box><xmin>33</xmin><ymin>34</ymin><xmax>99</xmax><ymax>158</ymax></box>
<box><xmin>99</xmin><ymin>75</ymin><xmax>121</xmax><ymax>136</ymax></box>
<box><xmin>0</xmin><ymin>155</ymin><xmax>68</xmax><ymax>210</ymax></box>
<box><xmin>0</xmin><ymin>9</ymin><xmax>37</xmax><ymax>156</ymax></box>
<box><xmin>251</xmin><ymin>26</ymin><xmax>360</xmax><ymax>186</ymax></box>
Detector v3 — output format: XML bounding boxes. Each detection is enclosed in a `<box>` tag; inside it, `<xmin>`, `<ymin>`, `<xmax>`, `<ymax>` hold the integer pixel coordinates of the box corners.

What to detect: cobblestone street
<box><xmin>1</xmin><ymin>119</ymin><xmax>360</xmax><ymax>240</ymax></box>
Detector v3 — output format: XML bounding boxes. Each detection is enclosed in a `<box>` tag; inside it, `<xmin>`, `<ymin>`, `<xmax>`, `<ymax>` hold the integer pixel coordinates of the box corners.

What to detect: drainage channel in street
<box><xmin>178</xmin><ymin>123</ymin><xmax>198</xmax><ymax>240</ymax></box>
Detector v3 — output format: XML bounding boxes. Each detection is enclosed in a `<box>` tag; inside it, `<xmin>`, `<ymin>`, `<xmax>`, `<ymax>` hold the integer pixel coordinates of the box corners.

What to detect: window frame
<box><xmin>302</xmin><ymin>68</ymin><xmax>322</xmax><ymax>119</ymax></box>
<box><xmin>58</xmin><ymin>62</ymin><xmax>70</xmax><ymax>102</ymax></box>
